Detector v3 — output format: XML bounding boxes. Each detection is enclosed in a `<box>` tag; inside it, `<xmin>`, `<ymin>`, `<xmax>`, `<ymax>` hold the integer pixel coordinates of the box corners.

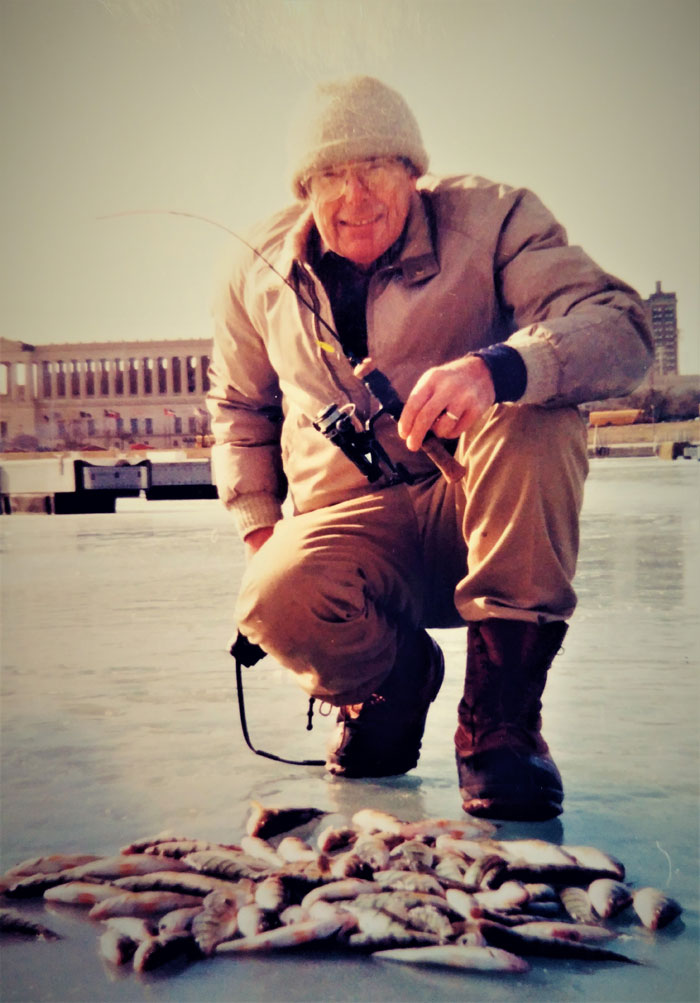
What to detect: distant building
<box><xmin>0</xmin><ymin>336</ymin><xmax>211</xmax><ymax>451</ymax></box>
<box><xmin>0</xmin><ymin>286</ymin><xmax>694</xmax><ymax>452</ymax></box>
<box><xmin>644</xmin><ymin>281</ymin><xmax>678</xmax><ymax>376</ymax></box>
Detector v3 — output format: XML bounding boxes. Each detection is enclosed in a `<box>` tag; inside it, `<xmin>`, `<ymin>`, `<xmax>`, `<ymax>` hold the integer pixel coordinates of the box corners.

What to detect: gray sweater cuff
<box><xmin>229</xmin><ymin>492</ymin><xmax>283</xmax><ymax>540</ymax></box>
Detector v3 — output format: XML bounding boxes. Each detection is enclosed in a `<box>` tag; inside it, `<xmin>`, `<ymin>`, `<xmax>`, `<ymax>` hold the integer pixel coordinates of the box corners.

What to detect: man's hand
<box><xmin>244</xmin><ymin>525</ymin><xmax>274</xmax><ymax>561</ymax></box>
<box><xmin>398</xmin><ymin>355</ymin><xmax>496</xmax><ymax>451</ymax></box>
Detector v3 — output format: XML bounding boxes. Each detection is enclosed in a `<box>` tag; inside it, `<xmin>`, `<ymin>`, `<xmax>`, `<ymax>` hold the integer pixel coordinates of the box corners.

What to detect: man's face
<box><xmin>307</xmin><ymin>157</ymin><xmax>416</xmax><ymax>268</ymax></box>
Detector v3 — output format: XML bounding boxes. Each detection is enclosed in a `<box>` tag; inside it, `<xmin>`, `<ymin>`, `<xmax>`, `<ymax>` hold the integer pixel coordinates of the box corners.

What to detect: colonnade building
<box><xmin>0</xmin><ymin>337</ymin><xmax>212</xmax><ymax>451</ymax></box>
<box><xmin>0</xmin><ymin>279</ymin><xmax>689</xmax><ymax>451</ymax></box>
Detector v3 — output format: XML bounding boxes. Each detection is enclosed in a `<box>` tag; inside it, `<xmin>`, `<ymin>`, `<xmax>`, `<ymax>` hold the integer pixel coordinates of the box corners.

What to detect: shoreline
<box><xmin>0</xmin><ymin>417</ymin><xmax>698</xmax><ymax>464</ymax></box>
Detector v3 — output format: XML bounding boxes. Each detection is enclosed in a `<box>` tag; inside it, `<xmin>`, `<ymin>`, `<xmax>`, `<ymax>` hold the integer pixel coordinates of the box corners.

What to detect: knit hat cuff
<box><xmin>288</xmin><ymin>76</ymin><xmax>429</xmax><ymax>199</ymax></box>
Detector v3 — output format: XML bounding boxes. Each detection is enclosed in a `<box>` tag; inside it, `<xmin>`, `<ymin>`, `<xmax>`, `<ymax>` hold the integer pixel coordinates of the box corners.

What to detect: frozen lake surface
<box><xmin>1</xmin><ymin>457</ymin><xmax>698</xmax><ymax>1002</ymax></box>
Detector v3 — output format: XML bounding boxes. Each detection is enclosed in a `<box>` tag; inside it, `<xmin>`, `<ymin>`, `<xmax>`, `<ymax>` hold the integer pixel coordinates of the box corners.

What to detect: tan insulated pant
<box><xmin>235</xmin><ymin>404</ymin><xmax>588</xmax><ymax>705</ymax></box>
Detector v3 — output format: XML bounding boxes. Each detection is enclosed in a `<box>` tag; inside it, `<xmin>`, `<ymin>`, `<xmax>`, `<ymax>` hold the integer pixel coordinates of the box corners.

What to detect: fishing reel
<box><xmin>313</xmin><ymin>402</ymin><xmax>413</xmax><ymax>486</ymax></box>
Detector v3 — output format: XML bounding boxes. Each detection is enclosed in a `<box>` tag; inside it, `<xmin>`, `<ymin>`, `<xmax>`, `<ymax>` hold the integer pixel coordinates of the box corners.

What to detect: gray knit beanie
<box><xmin>288</xmin><ymin>76</ymin><xmax>429</xmax><ymax>199</ymax></box>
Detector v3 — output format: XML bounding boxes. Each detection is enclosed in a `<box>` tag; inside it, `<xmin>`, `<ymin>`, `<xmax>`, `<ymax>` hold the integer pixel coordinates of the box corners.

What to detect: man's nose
<box><xmin>342</xmin><ymin>170</ymin><xmax>372</xmax><ymax>201</ymax></box>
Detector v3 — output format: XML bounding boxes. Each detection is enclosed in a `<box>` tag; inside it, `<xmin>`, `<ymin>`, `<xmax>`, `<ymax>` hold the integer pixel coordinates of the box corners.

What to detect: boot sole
<box><xmin>461</xmin><ymin>794</ymin><xmax>563</xmax><ymax>822</ymax></box>
<box><xmin>457</xmin><ymin>748</ymin><xmax>563</xmax><ymax>821</ymax></box>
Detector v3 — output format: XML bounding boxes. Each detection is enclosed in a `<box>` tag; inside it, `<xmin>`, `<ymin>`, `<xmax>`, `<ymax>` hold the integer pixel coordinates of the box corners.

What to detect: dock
<box><xmin>586</xmin><ymin>417</ymin><xmax>699</xmax><ymax>460</ymax></box>
<box><xmin>2</xmin><ymin>417</ymin><xmax>698</xmax><ymax>514</ymax></box>
<box><xmin>0</xmin><ymin>450</ymin><xmax>217</xmax><ymax>514</ymax></box>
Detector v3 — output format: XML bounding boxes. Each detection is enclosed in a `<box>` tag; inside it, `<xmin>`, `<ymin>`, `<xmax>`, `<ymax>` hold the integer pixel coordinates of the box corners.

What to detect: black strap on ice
<box><xmin>229</xmin><ymin>631</ymin><xmax>325</xmax><ymax>766</ymax></box>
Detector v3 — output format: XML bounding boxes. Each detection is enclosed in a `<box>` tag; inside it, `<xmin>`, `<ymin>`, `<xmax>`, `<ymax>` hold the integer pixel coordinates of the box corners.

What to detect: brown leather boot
<box><xmin>325</xmin><ymin>630</ymin><xmax>444</xmax><ymax>777</ymax></box>
<box><xmin>455</xmin><ymin>619</ymin><xmax>567</xmax><ymax>821</ymax></box>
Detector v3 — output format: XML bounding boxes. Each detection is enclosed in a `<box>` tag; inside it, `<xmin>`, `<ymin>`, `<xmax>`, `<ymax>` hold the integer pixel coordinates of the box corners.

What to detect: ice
<box><xmin>1</xmin><ymin>457</ymin><xmax>698</xmax><ymax>1001</ymax></box>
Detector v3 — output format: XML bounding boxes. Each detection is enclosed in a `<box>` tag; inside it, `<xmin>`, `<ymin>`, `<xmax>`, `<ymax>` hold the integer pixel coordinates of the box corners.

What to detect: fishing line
<box><xmin>230</xmin><ymin>631</ymin><xmax>325</xmax><ymax>767</ymax></box>
<box><xmin>99</xmin><ymin>206</ymin><xmax>462</xmax><ymax>761</ymax></box>
<box><xmin>97</xmin><ymin>208</ymin><xmax>343</xmax><ymax>352</ymax></box>
<box><xmin>655</xmin><ymin>840</ymin><xmax>673</xmax><ymax>886</ymax></box>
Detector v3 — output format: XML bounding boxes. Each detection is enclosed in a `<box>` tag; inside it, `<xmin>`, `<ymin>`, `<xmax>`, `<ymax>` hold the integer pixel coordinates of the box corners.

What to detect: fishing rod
<box><xmin>99</xmin><ymin>208</ymin><xmax>340</xmax><ymax>341</ymax></box>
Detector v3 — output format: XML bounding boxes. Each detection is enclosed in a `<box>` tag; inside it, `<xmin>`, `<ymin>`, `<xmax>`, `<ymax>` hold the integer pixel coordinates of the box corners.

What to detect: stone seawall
<box><xmin>587</xmin><ymin>419</ymin><xmax>699</xmax><ymax>459</ymax></box>
<box><xmin>587</xmin><ymin>418</ymin><xmax>698</xmax><ymax>446</ymax></box>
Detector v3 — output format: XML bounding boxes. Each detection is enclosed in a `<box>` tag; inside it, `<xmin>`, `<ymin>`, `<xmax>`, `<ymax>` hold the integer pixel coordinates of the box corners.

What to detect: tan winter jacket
<box><xmin>207</xmin><ymin>174</ymin><xmax>652</xmax><ymax>538</ymax></box>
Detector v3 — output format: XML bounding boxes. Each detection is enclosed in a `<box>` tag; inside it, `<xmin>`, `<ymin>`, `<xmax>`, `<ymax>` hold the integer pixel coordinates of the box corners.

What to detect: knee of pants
<box><xmin>235</xmin><ymin>543</ymin><xmax>370</xmax><ymax>651</ymax></box>
<box><xmin>235</xmin><ymin>539</ymin><xmax>401</xmax><ymax>703</ymax></box>
<box><xmin>458</xmin><ymin>403</ymin><xmax>588</xmax><ymax>468</ymax></box>
<box><xmin>453</xmin><ymin>404</ymin><xmax>588</xmax><ymax>622</ymax></box>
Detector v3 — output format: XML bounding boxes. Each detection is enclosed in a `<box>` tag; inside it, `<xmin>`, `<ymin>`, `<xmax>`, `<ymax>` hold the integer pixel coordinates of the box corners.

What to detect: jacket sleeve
<box><xmin>493</xmin><ymin>188</ymin><xmax>653</xmax><ymax>406</ymax></box>
<box><xmin>207</xmin><ymin>249</ymin><xmax>287</xmax><ymax>539</ymax></box>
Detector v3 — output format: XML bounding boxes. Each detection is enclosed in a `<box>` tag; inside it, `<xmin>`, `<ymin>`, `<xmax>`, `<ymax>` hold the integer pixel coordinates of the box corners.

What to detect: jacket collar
<box><xmin>279</xmin><ymin>207</ymin><xmax>315</xmax><ymax>279</ymax></box>
<box><xmin>278</xmin><ymin>190</ymin><xmax>440</xmax><ymax>286</ymax></box>
<box><xmin>396</xmin><ymin>190</ymin><xmax>440</xmax><ymax>284</ymax></box>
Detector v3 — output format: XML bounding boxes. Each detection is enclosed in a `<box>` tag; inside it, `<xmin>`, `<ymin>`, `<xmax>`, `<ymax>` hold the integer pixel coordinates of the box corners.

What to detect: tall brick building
<box><xmin>644</xmin><ymin>281</ymin><xmax>679</xmax><ymax>376</ymax></box>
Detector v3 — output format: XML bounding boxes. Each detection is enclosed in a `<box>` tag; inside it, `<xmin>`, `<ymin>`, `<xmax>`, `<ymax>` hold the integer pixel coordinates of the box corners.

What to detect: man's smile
<box><xmin>339</xmin><ymin>214</ymin><xmax>383</xmax><ymax>228</ymax></box>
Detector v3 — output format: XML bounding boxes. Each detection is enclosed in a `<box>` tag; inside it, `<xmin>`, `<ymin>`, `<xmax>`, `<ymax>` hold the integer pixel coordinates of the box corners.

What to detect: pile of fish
<box><xmin>0</xmin><ymin>803</ymin><xmax>683</xmax><ymax>977</ymax></box>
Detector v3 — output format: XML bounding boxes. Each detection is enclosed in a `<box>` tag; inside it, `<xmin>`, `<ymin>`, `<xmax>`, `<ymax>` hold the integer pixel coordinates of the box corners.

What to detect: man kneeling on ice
<box><xmin>207</xmin><ymin>76</ymin><xmax>652</xmax><ymax>820</ymax></box>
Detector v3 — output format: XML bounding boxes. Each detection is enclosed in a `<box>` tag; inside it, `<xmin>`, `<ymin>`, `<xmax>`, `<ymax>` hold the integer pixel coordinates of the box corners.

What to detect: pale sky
<box><xmin>2</xmin><ymin>0</ymin><xmax>699</xmax><ymax>373</ymax></box>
